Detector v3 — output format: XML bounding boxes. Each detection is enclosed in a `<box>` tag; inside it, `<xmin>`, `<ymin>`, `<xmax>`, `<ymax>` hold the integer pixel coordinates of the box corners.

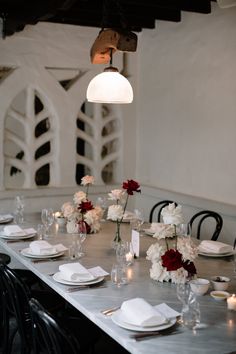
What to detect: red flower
<box><xmin>78</xmin><ymin>201</ymin><xmax>93</xmax><ymax>214</ymax></box>
<box><xmin>122</xmin><ymin>179</ymin><xmax>141</xmax><ymax>195</ymax></box>
<box><xmin>161</xmin><ymin>249</ymin><xmax>183</xmax><ymax>271</ymax></box>
<box><xmin>183</xmin><ymin>260</ymin><xmax>197</xmax><ymax>276</ymax></box>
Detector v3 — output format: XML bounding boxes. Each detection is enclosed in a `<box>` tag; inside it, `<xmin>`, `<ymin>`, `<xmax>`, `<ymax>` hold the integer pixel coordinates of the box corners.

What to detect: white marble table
<box><xmin>1</xmin><ymin>215</ymin><xmax>236</xmax><ymax>354</ymax></box>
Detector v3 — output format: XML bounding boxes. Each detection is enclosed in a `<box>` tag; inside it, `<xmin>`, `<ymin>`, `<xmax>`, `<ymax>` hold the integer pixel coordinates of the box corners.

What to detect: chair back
<box><xmin>189</xmin><ymin>210</ymin><xmax>223</xmax><ymax>241</ymax></box>
<box><xmin>29</xmin><ymin>298</ymin><xmax>81</xmax><ymax>354</ymax></box>
<box><xmin>149</xmin><ymin>200</ymin><xmax>178</xmax><ymax>223</ymax></box>
<box><xmin>0</xmin><ymin>264</ymin><xmax>32</xmax><ymax>354</ymax></box>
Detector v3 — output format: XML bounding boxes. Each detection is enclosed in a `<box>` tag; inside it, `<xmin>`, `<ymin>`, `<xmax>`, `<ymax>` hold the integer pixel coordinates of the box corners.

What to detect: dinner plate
<box><xmin>111</xmin><ymin>310</ymin><xmax>176</xmax><ymax>332</ymax></box>
<box><xmin>198</xmin><ymin>251</ymin><xmax>234</xmax><ymax>258</ymax></box>
<box><xmin>0</xmin><ymin>232</ymin><xmax>36</xmax><ymax>240</ymax></box>
<box><xmin>21</xmin><ymin>248</ymin><xmax>65</xmax><ymax>258</ymax></box>
<box><xmin>53</xmin><ymin>272</ymin><xmax>104</xmax><ymax>286</ymax></box>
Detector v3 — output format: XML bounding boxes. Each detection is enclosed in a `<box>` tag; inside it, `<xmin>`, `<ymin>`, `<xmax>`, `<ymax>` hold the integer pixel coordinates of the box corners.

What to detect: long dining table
<box><xmin>0</xmin><ymin>213</ymin><xmax>236</xmax><ymax>354</ymax></box>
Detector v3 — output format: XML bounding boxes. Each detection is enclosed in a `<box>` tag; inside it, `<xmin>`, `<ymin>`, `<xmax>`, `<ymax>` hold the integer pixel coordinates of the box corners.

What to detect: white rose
<box><xmin>146</xmin><ymin>242</ymin><xmax>163</xmax><ymax>262</ymax></box>
<box><xmin>108</xmin><ymin>189</ymin><xmax>126</xmax><ymax>202</ymax></box>
<box><xmin>81</xmin><ymin>175</ymin><xmax>95</xmax><ymax>186</ymax></box>
<box><xmin>177</xmin><ymin>236</ymin><xmax>198</xmax><ymax>262</ymax></box>
<box><xmin>107</xmin><ymin>205</ymin><xmax>124</xmax><ymax>221</ymax></box>
<box><xmin>73</xmin><ymin>191</ymin><xmax>87</xmax><ymax>205</ymax></box>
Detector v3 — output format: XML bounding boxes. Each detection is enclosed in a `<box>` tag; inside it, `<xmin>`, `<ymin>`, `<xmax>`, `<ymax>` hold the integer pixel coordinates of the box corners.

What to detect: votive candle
<box><xmin>227</xmin><ymin>294</ymin><xmax>236</xmax><ymax>311</ymax></box>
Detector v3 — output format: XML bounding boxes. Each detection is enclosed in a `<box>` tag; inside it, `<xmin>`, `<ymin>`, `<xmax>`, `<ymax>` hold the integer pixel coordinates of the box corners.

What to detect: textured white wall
<box><xmin>136</xmin><ymin>3</ymin><xmax>236</xmax><ymax>205</ymax></box>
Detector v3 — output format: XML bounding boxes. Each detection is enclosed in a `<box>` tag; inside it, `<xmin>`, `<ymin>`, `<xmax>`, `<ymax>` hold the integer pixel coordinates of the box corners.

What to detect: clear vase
<box><xmin>111</xmin><ymin>222</ymin><xmax>122</xmax><ymax>250</ymax></box>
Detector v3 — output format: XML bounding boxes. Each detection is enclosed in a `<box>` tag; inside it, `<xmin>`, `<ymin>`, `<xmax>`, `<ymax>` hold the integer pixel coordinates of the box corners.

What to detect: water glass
<box><xmin>130</xmin><ymin>209</ymin><xmax>144</xmax><ymax>232</ymax></box>
<box><xmin>41</xmin><ymin>208</ymin><xmax>54</xmax><ymax>238</ymax></box>
<box><xmin>37</xmin><ymin>224</ymin><xmax>44</xmax><ymax>240</ymax></box>
<box><xmin>111</xmin><ymin>264</ymin><xmax>129</xmax><ymax>287</ymax></box>
<box><xmin>176</xmin><ymin>282</ymin><xmax>200</xmax><ymax>329</ymax></box>
<box><xmin>14</xmin><ymin>195</ymin><xmax>25</xmax><ymax>224</ymax></box>
<box><xmin>176</xmin><ymin>223</ymin><xmax>191</xmax><ymax>237</ymax></box>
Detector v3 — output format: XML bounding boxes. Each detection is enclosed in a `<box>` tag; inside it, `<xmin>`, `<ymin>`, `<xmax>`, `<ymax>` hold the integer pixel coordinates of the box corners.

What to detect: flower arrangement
<box><xmin>107</xmin><ymin>179</ymin><xmax>141</xmax><ymax>244</ymax></box>
<box><xmin>61</xmin><ymin>175</ymin><xmax>103</xmax><ymax>234</ymax></box>
<box><xmin>146</xmin><ymin>203</ymin><xmax>198</xmax><ymax>284</ymax></box>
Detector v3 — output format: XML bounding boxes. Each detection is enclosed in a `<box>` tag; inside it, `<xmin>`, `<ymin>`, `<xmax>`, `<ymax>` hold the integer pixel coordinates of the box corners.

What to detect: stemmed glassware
<box><xmin>96</xmin><ymin>196</ymin><xmax>108</xmax><ymax>221</ymax></box>
<box><xmin>176</xmin><ymin>282</ymin><xmax>200</xmax><ymax>329</ymax></box>
<box><xmin>14</xmin><ymin>195</ymin><xmax>25</xmax><ymax>224</ymax></box>
<box><xmin>41</xmin><ymin>208</ymin><xmax>54</xmax><ymax>238</ymax></box>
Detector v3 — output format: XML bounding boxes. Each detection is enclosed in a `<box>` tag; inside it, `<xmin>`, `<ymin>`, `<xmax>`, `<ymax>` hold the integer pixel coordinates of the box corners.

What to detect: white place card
<box><xmin>131</xmin><ymin>229</ymin><xmax>140</xmax><ymax>258</ymax></box>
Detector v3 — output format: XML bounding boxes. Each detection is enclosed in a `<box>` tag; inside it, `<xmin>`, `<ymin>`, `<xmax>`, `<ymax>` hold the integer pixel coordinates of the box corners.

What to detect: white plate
<box><xmin>0</xmin><ymin>217</ymin><xmax>14</xmax><ymax>224</ymax></box>
<box><xmin>21</xmin><ymin>248</ymin><xmax>65</xmax><ymax>258</ymax></box>
<box><xmin>143</xmin><ymin>228</ymin><xmax>155</xmax><ymax>236</ymax></box>
<box><xmin>198</xmin><ymin>251</ymin><xmax>234</xmax><ymax>258</ymax></box>
<box><xmin>0</xmin><ymin>232</ymin><xmax>36</xmax><ymax>240</ymax></box>
<box><xmin>53</xmin><ymin>272</ymin><xmax>104</xmax><ymax>286</ymax></box>
<box><xmin>111</xmin><ymin>310</ymin><xmax>176</xmax><ymax>332</ymax></box>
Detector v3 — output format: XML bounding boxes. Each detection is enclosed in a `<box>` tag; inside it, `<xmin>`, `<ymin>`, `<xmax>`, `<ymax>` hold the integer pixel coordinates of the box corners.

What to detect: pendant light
<box><xmin>86</xmin><ymin>48</ymin><xmax>133</xmax><ymax>104</ymax></box>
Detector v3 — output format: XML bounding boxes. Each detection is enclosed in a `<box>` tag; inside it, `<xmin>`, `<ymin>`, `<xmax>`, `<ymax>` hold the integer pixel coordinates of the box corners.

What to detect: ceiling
<box><xmin>0</xmin><ymin>0</ymin><xmax>215</xmax><ymax>37</ymax></box>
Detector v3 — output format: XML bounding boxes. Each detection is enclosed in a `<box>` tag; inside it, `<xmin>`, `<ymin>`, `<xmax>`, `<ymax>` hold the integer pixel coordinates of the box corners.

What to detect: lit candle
<box><xmin>125</xmin><ymin>252</ymin><xmax>134</xmax><ymax>265</ymax></box>
<box><xmin>227</xmin><ymin>294</ymin><xmax>236</xmax><ymax>311</ymax></box>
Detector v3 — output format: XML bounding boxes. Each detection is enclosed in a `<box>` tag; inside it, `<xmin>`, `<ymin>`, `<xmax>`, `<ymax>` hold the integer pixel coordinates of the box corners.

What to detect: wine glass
<box><xmin>41</xmin><ymin>208</ymin><xmax>54</xmax><ymax>238</ymax></box>
<box><xmin>96</xmin><ymin>196</ymin><xmax>108</xmax><ymax>221</ymax></box>
<box><xmin>130</xmin><ymin>209</ymin><xmax>145</xmax><ymax>233</ymax></box>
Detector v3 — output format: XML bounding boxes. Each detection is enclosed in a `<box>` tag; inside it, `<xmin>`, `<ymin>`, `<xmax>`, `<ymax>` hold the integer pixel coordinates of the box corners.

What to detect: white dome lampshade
<box><xmin>86</xmin><ymin>66</ymin><xmax>133</xmax><ymax>104</ymax></box>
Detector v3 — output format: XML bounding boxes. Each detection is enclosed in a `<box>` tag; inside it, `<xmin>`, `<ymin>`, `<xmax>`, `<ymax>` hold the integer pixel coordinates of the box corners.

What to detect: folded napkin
<box><xmin>150</xmin><ymin>222</ymin><xmax>165</xmax><ymax>233</ymax></box>
<box><xmin>120</xmin><ymin>298</ymin><xmax>167</xmax><ymax>327</ymax></box>
<box><xmin>29</xmin><ymin>240</ymin><xmax>67</xmax><ymax>255</ymax></box>
<box><xmin>198</xmin><ymin>240</ymin><xmax>232</xmax><ymax>254</ymax></box>
<box><xmin>59</xmin><ymin>262</ymin><xmax>95</xmax><ymax>282</ymax></box>
<box><xmin>3</xmin><ymin>225</ymin><xmax>36</xmax><ymax>236</ymax></box>
<box><xmin>0</xmin><ymin>214</ymin><xmax>13</xmax><ymax>221</ymax></box>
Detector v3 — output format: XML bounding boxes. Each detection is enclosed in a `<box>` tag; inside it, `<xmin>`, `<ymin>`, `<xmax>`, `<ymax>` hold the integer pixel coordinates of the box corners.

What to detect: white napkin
<box><xmin>29</xmin><ymin>240</ymin><xmax>67</xmax><ymax>255</ymax></box>
<box><xmin>0</xmin><ymin>214</ymin><xmax>13</xmax><ymax>221</ymax></box>
<box><xmin>3</xmin><ymin>225</ymin><xmax>36</xmax><ymax>236</ymax></box>
<box><xmin>120</xmin><ymin>298</ymin><xmax>167</xmax><ymax>327</ymax></box>
<box><xmin>198</xmin><ymin>240</ymin><xmax>232</xmax><ymax>254</ymax></box>
<box><xmin>59</xmin><ymin>262</ymin><xmax>95</xmax><ymax>282</ymax></box>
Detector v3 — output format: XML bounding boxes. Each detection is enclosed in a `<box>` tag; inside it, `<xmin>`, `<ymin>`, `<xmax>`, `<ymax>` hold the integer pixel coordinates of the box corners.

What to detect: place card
<box><xmin>131</xmin><ymin>229</ymin><xmax>140</xmax><ymax>258</ymax></box>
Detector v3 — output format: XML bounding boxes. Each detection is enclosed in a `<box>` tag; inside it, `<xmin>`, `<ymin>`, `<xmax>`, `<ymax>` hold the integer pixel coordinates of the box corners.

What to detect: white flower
<box><xmin>150</xmin><ymin>262</ymin><xmax>170</xmax><ymax>282</ymax></box>
<box><xmin>170</xmin><ymin>268</ymin><xmax>188</xmax><ymax>284</ymax></box>
<box><xmin>177</xmin><ymin>236</ymin><xmax>198</xmax><ymax>262</ymax></box>
<box><xmin>107</xmin><ymin>205</ymin><xmax>124</xmax><ymax>221</ymax></box>
<box><xmin>81</xmin><ymin>175</ymin><xmax>95</xmax><ymax>186</ymax></box>
<box><xmin>73</xmin><ymin>191</ymin><xmax>87</xmax><ymax>205</ymax></box>
<box><xmin>108</xmin><ymin>189</ymin><xmax>126</xmax><ymax>202</ymax></box>
<box><xmin>161</xmin><ymin>203</ymin><xmax>184</xmax><ymax>225</ymax></box>
<box><xmin>153</xmin><ymin>224</ymin><xmax>175</xmax><ymax>240</ymax></box>
<box><xmin>146</xmin><ymin>242</ymin><xmax>163</xmax><ymax>263</ymax></box>
<box><xmin>61</xmin><ymin>202</ymin><xmax>76</xmax><ymax>219</ymax></box>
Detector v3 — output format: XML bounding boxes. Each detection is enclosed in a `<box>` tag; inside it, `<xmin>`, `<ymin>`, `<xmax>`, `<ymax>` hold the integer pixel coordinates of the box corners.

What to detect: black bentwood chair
<box><xmin>189</xmin><ymin>210</ymin><xmax>223</xmax><ymax>241</ymax></box>
<box><xmin>30</xmin><ymin>298</ymin><xmax>82</xmax><ymax>354</ymax></box>
<box><xmin>149</xmin><ymin>200</ymin><xmax>178</xmax><ymax>223</ymax></box>
<box><xmin>0</xmin><ymin>264</ymin><xmax>65</xmax><ymax>354</ymax></box>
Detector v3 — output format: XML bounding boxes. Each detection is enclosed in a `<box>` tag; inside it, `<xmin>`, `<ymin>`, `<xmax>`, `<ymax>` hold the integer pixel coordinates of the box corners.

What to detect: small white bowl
<box><xmin>210</xmin><ymin>291</ymin><xmax>230</xmax><ymax>301</ymax></box>
<box><xmin>211</xmin><ymin>276</ymin><xmax>230</xmax><ymax>291</ymax></box>
<box><xmin>190</xmin><ymin>278</ymin><xmax>210</xmax><ymax>296</ymax></box>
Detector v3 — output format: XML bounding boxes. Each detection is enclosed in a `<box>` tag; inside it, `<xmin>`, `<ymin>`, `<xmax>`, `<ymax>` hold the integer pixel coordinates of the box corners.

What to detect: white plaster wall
<box><xmin>136</xmin><ymin>3</ymin><xmax>236</xmax><ymax>205</ymax></box>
